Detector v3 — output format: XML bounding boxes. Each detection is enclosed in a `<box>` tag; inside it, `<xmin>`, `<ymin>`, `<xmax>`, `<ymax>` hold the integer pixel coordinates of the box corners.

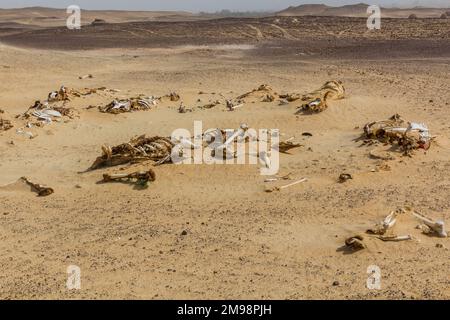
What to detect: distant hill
<box><xmin>0</xmin><ymin>7</ymin><xmax>196</xmax><ymax>28</ymax></box>
<box><xmin>277</xmin><ymin>3</ymin><xmax>450</xmax><ymax>18</ymax></box>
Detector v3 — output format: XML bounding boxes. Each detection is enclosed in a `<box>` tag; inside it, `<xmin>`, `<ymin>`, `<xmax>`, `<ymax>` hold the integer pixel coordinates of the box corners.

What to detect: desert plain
<box><xmin>0</xmin><ymin>6</ymin><xmax>449</xmax><ymax>299</ymax></box>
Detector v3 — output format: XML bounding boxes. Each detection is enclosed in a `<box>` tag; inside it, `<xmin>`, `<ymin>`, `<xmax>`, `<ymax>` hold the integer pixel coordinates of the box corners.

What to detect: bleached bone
<box><xmin>259</xmin><ymin>151</ymin><xmax>271</xmax><ymax>169</ymax></box>
<box><xmin>265</xmin><ymin>178</ymin><xmax>307</xmax><ymax>192</ymax></box>
<box><xmin>226</xmin><ymin>100</ymin><xmax>244</xmax><ymax>111</ymax></box>
<box><xmin>412</xmin><ymin>211</ymin><xmax>447</xmax><ymax>238</ymax></box>
<box><xmin>264</xmin><ymin>173</ymin><xmax>293</xmax><ymax>182</ymax></box>
<box><xmin>16</xmin><ymin>128</ymin><xmax>35</xmax><ymax>139</ymax></box>
<box><xmin>20</xmin><ymin>177</ymin><xmax>54</xmax><ymax>197</ymax></box>
<box><xmin>78</xmin><ymin>74</ymin><xmax>93</xmax><ymax>79</ymax></box>
<box><xmin>174</xmin><ymin>137</ymin><xmax>201</xmax><ymax>149</ymax></box>
<box><xmin>102</xmin><ymin>169</ymin><xmax>156</xmax><ymax>185</ymax></box>
<box><xmin>217</xmin><ymin>123</ymin><xmax>248</xmax><ymax>150</ymax></box>
<box><xmin>367</xmin><ymin>210</ymin><xmax>399</xmax><ymax>235</ymax></box>
<box><xmin>377</xmin><ymin>235</ymin><xmax>412</xmax><ymax>242</ymax></box>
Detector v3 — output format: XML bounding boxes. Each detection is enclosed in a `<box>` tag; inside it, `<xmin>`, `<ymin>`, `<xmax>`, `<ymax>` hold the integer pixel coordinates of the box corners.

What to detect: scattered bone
<box><xmin>296</xmin><ymin>80</ymin><xmax>345</xmax><ymax>113</ymax></box>
<box><xmin>78</xmin><ymin>74</ymin><xmax>93</xmax><ymax>79</ymax></box>
<box><xmin>0</xmin><ymin>118</ymin><xmax>13</xmax><ymax>131</ymax></box>
<box><xmin>412</xmin><ymin>211</ymin><xmax>447</xmax><ymax>238</ymax></box>
<box><xmin>102</xmin><ymin>169</ymin><xmax>156</xmax><ymax>186</ymax></box>
<box><xmin>164</xmin><ymin>92</ymin><xmax>180</xmax><ymax>102</ymax></box>
<box><xmin>262</xmin><ymin>94</ymin><xmax>275</xmax><ymax>102</ymax></box>
<box><xmin>265</xmin><ymin>178</ymin><xmax>307</xmax><ymax>193</ymax></box>
<box><xmin>367</xmin><ymin>210</ymin><xmax>402</xmax><ymax>235</ymax></box>
<box><xmin>264</xmin><ymin>173</ymin><xmax>293</xmax><ymax>183</ymax></box>
<box><xmin>345</xmin><ymin>235</ymin><xmax>367</xmax><ymax>251</ymax></box>
<box><xmin>237</xmin><ymin>84</ymin><xmax>278</xmax><ymax>102</ymax></box>
<box><xmin>16</xmin><ymin>128</ymin><xmax>35</xmax><ymax>139</ymax></box>
<box><xmin>276</xmin><ymin>141</ymin><xmax>302</xmax><ymax>154</ymax></box>
<box><xmin>279</xmin><ymin>93</ymin><xmax>301</xmax><ymax>102</ymax></box>
<box><xmin>178</xmin><ymin>103</ymin><xmax>193</xmax><ymax>113</ymax></box>
<box><xmin>215</xmin><ymin>124</ymin><xmax>249</xmax><ymax>151</ymax></box>
<box><xmin>377</xmin><ymin>235</ymin><xmax>412</xmax><ymax>242</ymax></box>
<box><xmin>99</xmin><ymin>96</ymin><xmax>158</xmax><ymax>114</ymax></box>
<box><xmin>89</xmin><ymin>135</ymin><xmax>174</xmax><ymax>170</ymax></box>
<box><xmin>199</xmin><ymin>100</ymin><xmax>221</xmax><ymax>110</ymax></box>
<box><xmin>226</xmin><ymin>100</ymin><xmax>244</xmax><ymax>111</ymax></box>
<box><xmin>47</xmin><ymin>85</ymin><xmax>70</xmax><ymax>102</ymax></box>
<box><xmin>18</xmin><ymin>99</ymin><xmax>76</xmax><ymax>123</ymax></box>
<box><xmin>338</xmin><ymin>173</ymin><xmax>353</xmax><ymax>183</ymax></box>
<box><xmin>259</xmin><ymin>151</ymin><xmax>271</xmax><ymax>169</ymax></box>
<box><xmin>363</xmin><ymin>114</ymin><xmax>432</xmax><ymax>155</ymax></box>
<box><xmin>20</xmin><ymin>177</ymin><xmax>54</xmax><ymax>197</ymax></box>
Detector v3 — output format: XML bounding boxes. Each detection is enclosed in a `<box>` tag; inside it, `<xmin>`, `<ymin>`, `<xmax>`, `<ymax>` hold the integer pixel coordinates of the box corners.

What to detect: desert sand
<box><xmin>0</xmin><ymin>8</ymin><xmax>449</xmax><ymax>300</ymax></box>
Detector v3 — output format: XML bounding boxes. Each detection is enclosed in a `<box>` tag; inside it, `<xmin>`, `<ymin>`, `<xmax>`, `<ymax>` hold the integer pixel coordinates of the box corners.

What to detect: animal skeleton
<box><xmin>363</xmin><ymin>114</ymin><xmax>432</xmax><ymax>155</ymax></box>
<box><xmin>296</xmin><ymin>80</ymin><xmax>345</xmax><ymax>113</ymax></box>
<box><xmin>237</xmin><ymin>84</ymin><xmax>278</xmax><ymax>101</ymax></box>
<box><xmin>99</xmin><ymin>96</ymin><xmax>159</xmax><ymax>114</ymax></box>
<box><xmin>20</xmin><ymin>177</ymin><xmax>54</xmax><ymax>197</ymax></box>
<box><xmin>102</xmin><ymin>169</ymin><xmax>156</xmax><ymax>186</ymax></box>
<box><xmin>413</xmin><ymin>211</ymin><xmax>447</xmax><ymax>238</ymax></box>
<box><xmin>89</xmin><ymin>135</ymin><xmax>174</xmax><ymax>170</ymax></box>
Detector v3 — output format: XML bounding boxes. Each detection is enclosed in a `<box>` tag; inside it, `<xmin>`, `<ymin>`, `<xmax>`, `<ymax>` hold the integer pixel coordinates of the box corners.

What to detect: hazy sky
<box><xmin>1</xmin><ymin>1</ymin><xmax>449</xmax><ymax>12</ymax></box>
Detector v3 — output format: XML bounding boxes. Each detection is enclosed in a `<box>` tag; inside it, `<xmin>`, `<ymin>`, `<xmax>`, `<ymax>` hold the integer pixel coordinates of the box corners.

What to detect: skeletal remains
<box><xmin>265</xmin><ymin>178</ymin><xmax>308</xmax><ymax>193</ymax></box>
<box><xmin>17</xmin><ymin>100</ymin><xmax>75</xmax><ymax>124</ymax></box>
<box><xmin>237</xmin><ymin>84</ymin><xmax>277</xmax><ymax>102</ymax></box>
<box><xmin>15</xmin><ymin>85</ymin><xmax>109</xmax><ymax>124</ymax></box>
<box><xmin>0</xmin><ymin>118</ymin><xmax>13</xmax><ymax>131</ymax></box>
<box><xmin>99</xmin><ymin>96</ymin><xmax>159</xmax><ymax>114</ymax></box>
<box><xmin>362</xmin><ymin>114</ymin><xmax>432</xmax><ymax>155</ymax></box>
<box><xmin>89</xmin><ymin>136</ymin><xmax>174</xmax><ymax>170</ymax></box>
<box><xmin>20</xmin><ymin>177</ymin><xmax>54</xmax><ymax>197</ymax></box>
<box><xmin>413</xmin><ymin>211</ymin><xmax>447</xmax><ymax>238</ymax></box>
<box><xmin>294</xmin><ymin>80</ymin><xmax>345</xmax><ymax>113</ymax></box>
<box><xmin>102</xmin><ymin>169</ymin><xmax>156</xmax><ymax>186</ymax></box>
<box><xmin>346</xmin><ymin>208</ymin><xmax>447</xmax><ymax>251</ymax></box>
<box><xmin>226</xmin><ymin>100</ymin><xmax>244</xmax><ymax>111</ymax></box>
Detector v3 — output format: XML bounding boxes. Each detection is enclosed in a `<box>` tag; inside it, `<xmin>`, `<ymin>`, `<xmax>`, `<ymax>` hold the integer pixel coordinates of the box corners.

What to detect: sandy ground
<box><xmin>0</xmin><ymin>16</ymin><xmax>449</xmax><ymax>300</ymax></box>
